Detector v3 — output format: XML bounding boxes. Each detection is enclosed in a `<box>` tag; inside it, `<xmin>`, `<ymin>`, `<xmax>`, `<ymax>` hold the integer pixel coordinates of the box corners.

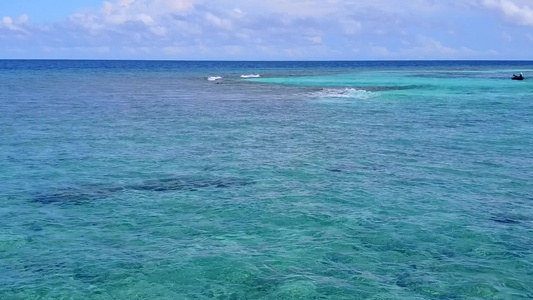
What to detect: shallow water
<box><xmin>1</xmin><ymin>60</ymin><xmax>533</xmax><ymax>299</ymax></box>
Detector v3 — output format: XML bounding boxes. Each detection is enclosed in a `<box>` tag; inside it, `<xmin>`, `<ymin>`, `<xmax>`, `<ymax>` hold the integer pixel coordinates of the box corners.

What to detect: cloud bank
<box><xmin>1</xmin><ymin>0</ymin><xmax>532</xmax><ymax>59</ymax></box>
<box><xmin>484</xmin><ymin>0</ymin><xmax>533</xmax><ymax>25</ymax></box>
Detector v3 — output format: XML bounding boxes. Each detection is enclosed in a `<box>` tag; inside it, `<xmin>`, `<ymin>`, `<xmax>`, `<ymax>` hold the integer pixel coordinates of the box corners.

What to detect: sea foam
<box><xmin>207</xmin><ymin>76</ymin><xmax>222</xmax><ymax>81</ymax></box>
<box><xmin>241</xmin><ymin>74</ymin><xmax>261</xmax><ymax>78</ymax></box>
<box><xmin>311</xmin><ymin>88</ymin><xmax>378</xmax><ymax>100</ymax></box>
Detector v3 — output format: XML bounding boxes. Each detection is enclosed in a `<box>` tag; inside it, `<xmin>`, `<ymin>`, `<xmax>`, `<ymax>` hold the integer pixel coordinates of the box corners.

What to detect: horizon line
<box><xmin>1</xmin><ymin>58</ymin><xmax>533</xmax><ymax>62</ymax></box>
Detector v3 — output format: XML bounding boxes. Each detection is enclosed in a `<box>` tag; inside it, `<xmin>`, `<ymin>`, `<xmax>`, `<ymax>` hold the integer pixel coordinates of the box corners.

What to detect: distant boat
<box><xmin>511</xmin><ymin>73</ymin><xmax>524</xmax><ymax>80</ymax></box>
<box><xmin>207</xmin><ymin>76</ymin><xmax>222</xmax><ymax>81</ymax></box>
<box><xmin>241</xmin><ymin>74</ymin><xmax>260</xmax><ymax>78</ymax></box>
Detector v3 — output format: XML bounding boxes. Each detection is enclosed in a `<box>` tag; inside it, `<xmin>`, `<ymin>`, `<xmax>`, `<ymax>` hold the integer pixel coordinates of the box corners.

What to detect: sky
<box><xmin>1</xmin><ymin>0</ymin><xmax>532</xmax><ymax>60</ymax></box>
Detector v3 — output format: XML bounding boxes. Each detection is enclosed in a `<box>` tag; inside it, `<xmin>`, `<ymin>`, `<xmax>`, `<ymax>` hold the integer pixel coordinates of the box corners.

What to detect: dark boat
<box><xmin>512</xmin><ymin>73</ymin><xmax>524</xmax><ymax>80</ymax></box>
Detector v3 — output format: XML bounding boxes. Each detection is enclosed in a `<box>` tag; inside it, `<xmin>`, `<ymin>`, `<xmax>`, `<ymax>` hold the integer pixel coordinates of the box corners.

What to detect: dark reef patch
<box><xmin>491</xmin><ymin>217</ymin><xmax>520</xmax><ymax>224</ymax></box>
<box><xmin>33</xmin><ymin>187</ymin><xmax>114</xmax><ymax>205</ymax></box>
<box><xmin>33</xmin><ymin>176</ymin><xmax>254</xmax><ymax>205</ymax></box>
<box><xmin>127</xmin><ymin>177</ymin><xmax>253</xmax><ymax>192</ymax></box>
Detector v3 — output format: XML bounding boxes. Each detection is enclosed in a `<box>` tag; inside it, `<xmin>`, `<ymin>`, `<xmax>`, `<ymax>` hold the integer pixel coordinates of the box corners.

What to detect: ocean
<box><xmin>1</xmin><ymin>60</ymin><xmax>532</xmax><ymax>299</ymax></box>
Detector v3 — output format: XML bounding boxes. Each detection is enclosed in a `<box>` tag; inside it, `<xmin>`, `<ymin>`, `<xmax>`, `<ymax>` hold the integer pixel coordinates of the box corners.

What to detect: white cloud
<box><xmin>370</xmin><ymin>45</ymin><xmax>391</xmax><ymax>57</ymax></box>
<box><xmin>224</xmin><ymin>45</ymin><xmax>242</xmax><ymax>55</ymax></box>
<box><xmin>342</xmin><ymin>20</ymin><xmax>362</xmax><ymax>35</ymax></box>
<box><xmin>69</xmin><ymin>0</ymin><xmax>195</xmax><ymax>37</ymax></box>
<box><xmin>413</xmin><ymin>37</ymin><xmax>458</xmax><ymax>55</ymax></box>
<box><xmin>500</xmin><ymin>31</ymin><xmax>513</xmax><ymax>41</ymax></box>
<box><xmin>18</xmin><ymin>14</ymin><xmax>30</xmax><ymax>24</ymax></box>
<box><xmin>251</xmin><ymin>0</ymin><xmax>342</xmax><ymax>17</ymax></box>
<box><xmin>390</xmin><ymin>37</ymin><xmax>458</xmax><ymax>59</ymax></box>
<box><xmin>42</xmin><ymin>46</ymin><xmax>110</xmax><ymax>54</ymax></box>
<box><xmin>69</xmin><ymin>13</ymin><xmax>104</xmax><ymax>32</ymax></box>
<box><xmin>205</xmin><ymin>12</ymin><xmax>232</xmax><ymax>30</ymax></box>
<box><xmin>233</xmin><ymin>8</ymin><xmax>244</xmax><ymax>16</ymax></box>
<box><xmin>0</xmin><ymin>0</ymin><xmax>527</xmax><ymax>59</ymax></box>
<box><xmin>283</xmin><ymin>48</ymin><xmax>304</xmax><ymax>57</ymax></box>
<box><xmin>307</xmin><ymin>35</ymin><xmax>322</xmax><ymax>44</ymax></box>
<box><xmin>163</xmin><ymin>46</ymin><xmax>188</xmax><ymax>55</ymax></box>
<box><xmin>150</xmin><ymin>25</ymin><xmax>167</xmax><ymax>36</ymax></box>
<box><xmin>484</xmin><ymin>0</ymin><xmax>533</xmax><ymax>26</ymax></box>
<box><xmin>122</xmin><ymin>46</ymin><xmax>151</xmax><ymax>54</ymax></box>
<box><xmin>102</xmin><ymin>0</ymin><xmax>193</xmax><ymax>19</ymax></box>
<box><xmin>459</xmin><ymin>46</ymin><xmax>498</xmax><ymax>56</ymax></box>
<box><xmin>368</xmin><ymin>37</ymin><xmax>498</xmax><ymax>59</ymax></box>
<box><xmin>1</xmin><ymin>15</ymin><xmax>30</xmax><ymax>35</ymax></box>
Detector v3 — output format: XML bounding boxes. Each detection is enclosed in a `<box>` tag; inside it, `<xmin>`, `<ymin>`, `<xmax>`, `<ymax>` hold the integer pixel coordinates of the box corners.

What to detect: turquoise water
<box><xmin>1</xmin><ymin>60</ymin><xmax>533</xmax><ymax>299</ymax></box>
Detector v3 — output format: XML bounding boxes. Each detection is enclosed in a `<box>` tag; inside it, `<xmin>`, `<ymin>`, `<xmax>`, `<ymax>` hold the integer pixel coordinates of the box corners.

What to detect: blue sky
<box><xmin>1</xmin><ymin>0</ymin><xmax>103</xmax><ymax>22</ymax></box>
<box><xmin>1</xmin><ymin>0</ymin><xmax>532</xmax><ymax>60</ymax></box>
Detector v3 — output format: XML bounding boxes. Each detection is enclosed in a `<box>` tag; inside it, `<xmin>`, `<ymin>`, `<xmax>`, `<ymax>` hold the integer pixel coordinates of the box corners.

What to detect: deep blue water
<box><xmin>1</xmin><ymin>60</ymin><xmax>533</xmax><ymax>299</ymax></box>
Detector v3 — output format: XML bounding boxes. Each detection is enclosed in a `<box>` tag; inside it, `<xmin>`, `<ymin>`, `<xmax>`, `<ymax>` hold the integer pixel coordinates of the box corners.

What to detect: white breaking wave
<box><xmin>207</xmin><ymin>76</ymin><xmax>222</xmax><ymax>81</ymax></box>
<box><xmin>310</xmin><ymin>88</ymin><xmax>378</xmax><ymax>100</ymax></box>
<box><xmin>241</xmin><ymin>74</ymin><xmax>261</xmax><ymax>78</ymax></box>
